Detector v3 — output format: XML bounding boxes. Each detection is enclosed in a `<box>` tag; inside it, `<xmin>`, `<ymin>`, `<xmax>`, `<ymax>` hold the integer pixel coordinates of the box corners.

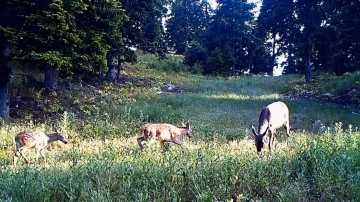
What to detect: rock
<box><xmin>323</xmin><ymin>93</ymin><xmax>332</xmax><ymax>97</ymax></box>
<box><xmin>313</xmin><ymin>119</ymin><xmax>326</xmax><ymax>133</ymax></box>
<box><xmin>161</xmin><ymin>83</ymin><xmax>177</xmax><ymax>92</ymax></box>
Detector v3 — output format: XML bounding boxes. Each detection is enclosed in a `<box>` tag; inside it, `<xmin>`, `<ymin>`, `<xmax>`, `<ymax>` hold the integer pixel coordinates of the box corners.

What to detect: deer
<box><xmin>137</xmin><ymin>122</ymin><xmax>193</xmax><ymax>151</ymax></box>
<box><xmin>13</xmin><ymin>130</ymin><xmax>68</xmax><ymax>167</ymax></box>
<box><xmin>251</xmin><ymin>101</ymin><xmax>290</xmax><ymax>156</ymax></box>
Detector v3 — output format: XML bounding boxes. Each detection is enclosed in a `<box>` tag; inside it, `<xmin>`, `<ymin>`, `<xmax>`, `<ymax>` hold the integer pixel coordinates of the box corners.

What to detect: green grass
<box><xmin>1</xmin><ymin>62</ymin><xmax>360</xmax><ymax>201</ymax></box>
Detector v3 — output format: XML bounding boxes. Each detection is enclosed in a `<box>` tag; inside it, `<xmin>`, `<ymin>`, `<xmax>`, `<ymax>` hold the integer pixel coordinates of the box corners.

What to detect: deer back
<box><xmin>257</xmin><ymin>101</ymin><xmax>289</xmax><ymax>135</ymax></box>
<box><xmin>15</xmin><ymin>131</ymin><xmax>49</xmax><ymax>149</ymax></box>
<box><xmin>140</xmin><ymin>123</ymin><xmax>192</xmax><ymax>140</ymax></box>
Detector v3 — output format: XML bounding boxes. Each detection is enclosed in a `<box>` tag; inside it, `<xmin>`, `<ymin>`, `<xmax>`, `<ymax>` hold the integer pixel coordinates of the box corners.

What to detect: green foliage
<box><xmin>122</xmin><ymin>0</ymin><xmax>168</xmax><ymax>58</ymax></box>
<box><xmin>166</xmin><ymin>0</ymin><xmax>211</xmax><ymax>54</ymax></box>
<box><xmin>324</xmin><ymin>1</ymin><xmax>360</xmax><ymax>74</ymax></box>
<box><xmin>256</xmin><ymin>0</ymin><xmax>360</xmax><ymax>76</ymax></box>
<box><xmin>136</xmin><ymin>53</ymin><xmax>190</xmax><ymax>73</ymax></box>
<box><xmin>208</xmin><ymin>47</ymin><xmax>227</xmax><ymax>75</ymax></box>
<box><xmin>183</xmin><ymin>0</ymin><xmax>257</xmax><ymax>75</ymax></box>
<box><xmin>184</xmin><ymin>41</ymin><xmax>208</xmax><ymax>68</ymax></box>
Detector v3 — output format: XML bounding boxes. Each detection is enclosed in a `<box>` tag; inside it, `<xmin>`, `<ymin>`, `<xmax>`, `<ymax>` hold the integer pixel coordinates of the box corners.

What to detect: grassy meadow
<box><xmin>1</xmin><ymin>58</ymin><xmax>360</xmax><ymax>201</ymax></box>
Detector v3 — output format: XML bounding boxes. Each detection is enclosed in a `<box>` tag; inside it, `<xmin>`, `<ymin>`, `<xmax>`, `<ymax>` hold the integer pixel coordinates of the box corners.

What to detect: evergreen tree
<box><xmin>294</xmin><ymin>0</ymin><xmax>325</xmax><ymax>82</ymax></box>
<box><xmin>256</xmin><ymin>0</ymin><xmax>297</xmax><ymax>74</ymax></box>
<box><xmin>204</xmin><ymin>0</ymin><xmax>255</xmax><ymax>75</ymax></box>
<box><xmin>166</xmin><ymin>0</ymin><xmax>211</xmax><ymax>54</ymax></box>
<box><xmin>0</xmin><ymin>2</ymin><xmax>11</xmax><ymax>120</ymax></box>
<box><xmin>121</xmin><ymin>0</ymin><xmax>168</xmax><ymax>58</ymax></box>
<box><xmin>12</xmin><ymin>0</ymin><xmax>88</xmax><ymax>89</ymax></box>
<box><xmin>184</xmin><ymin>41</ymin><xmax>208</xmax><ymax>73</ymax></box>
<box><xmin>326</xmin><ymin>0</ymin><xmax>360</xmax><ymax>74</ymax></box>
<box><xmin>0</xmin><ymin>0</ymin><xmax>25</xmax><ymax>120</ymax></box>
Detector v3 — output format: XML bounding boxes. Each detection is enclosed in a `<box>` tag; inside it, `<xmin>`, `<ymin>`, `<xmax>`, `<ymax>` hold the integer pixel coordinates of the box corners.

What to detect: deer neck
<box><xmin>47</xmin><ymin>133</ymin><xmax>59</xmax><ymax>143</ymax></box>
<box><xmin>178</xmin><ymin>127</ymin><xmax>189</xmax><ymax>136</ymax></box>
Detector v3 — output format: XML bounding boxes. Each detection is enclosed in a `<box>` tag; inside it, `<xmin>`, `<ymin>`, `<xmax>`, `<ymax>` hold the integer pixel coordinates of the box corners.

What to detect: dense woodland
<box><xmin>1</xmin><ymin>0</ymin><xmax>360</xmax><ymax>121</ymax></box>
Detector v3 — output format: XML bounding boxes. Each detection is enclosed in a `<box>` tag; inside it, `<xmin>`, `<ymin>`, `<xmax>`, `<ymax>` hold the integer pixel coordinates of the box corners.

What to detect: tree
<box><xmin>166</xmin><ymin>0</ymin><xmax>211</xmax><ymax>54</ymax></box>
<box><xmin>184</xmin><ymin>41</ymin><xmax>208</xmax><ymax>73</ymax></box>
<box><xmin>203</xmin><ymin>0</ymin><xmax>255</xmax><ymax>75</ymax></box>
<box><xmin>256</xmin><ymin>0</ymin><xmax>297</xmax><ymax>74</ymax></box>
<box><xmin>0</xmin><ymin>1</ymin><xmax>15</xmax><ymax>121</ymax></box>
<box><xmin>325</xmin><ymin>0</ymin><xmax>360</xmax><ymax>74</ymax></box>
<box><xmin>11</xmin><ymin>0</ymin><xmax>89</xmax><ymax>89</ymax></box>
<box><xmin>294</xmin><ymin>0</ymin><xmax>325</xmax><ymax>82</ymax></box>
<box><xmin>121</xmin><ymin>0</ymin><xmax>168</xmax><ymax>58</ymax></box>
<box><xmin>0</xmin><ymin>37</ymin><xmax>11</xmax><ymax>121</ymax></box>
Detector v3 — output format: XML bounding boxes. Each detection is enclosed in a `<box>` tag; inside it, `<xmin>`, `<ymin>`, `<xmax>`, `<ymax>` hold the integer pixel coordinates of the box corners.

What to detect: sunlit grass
<box><xmin>206</xmin><ymin>93</ymin><xmax>282</xmax><ymax>101</ymax></box>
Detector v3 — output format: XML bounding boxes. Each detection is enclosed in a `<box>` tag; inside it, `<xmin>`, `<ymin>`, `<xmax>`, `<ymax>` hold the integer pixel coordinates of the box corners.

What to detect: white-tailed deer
<box><xmin>13</xmin><ymin>130</ymin><xmax>68</xmax><ymax>167</ymax></box>
<box><xmin>251</xmin><ymin>101</ymin><xmax>290</xmax><ymax>156</ymax></box>
<box><xmin>137</xmin><ymin>122</ymin><xmax>193</xmax><ymax>151</ymax></box>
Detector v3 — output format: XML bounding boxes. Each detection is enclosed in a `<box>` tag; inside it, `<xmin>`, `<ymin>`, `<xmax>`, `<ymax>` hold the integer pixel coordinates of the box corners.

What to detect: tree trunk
<box><xmin>106</xmin><ymin>54</ymin><xmax>118</xmax><ymax>81</ymax></box>
<box><xmin>44</xmin><ymin>64</ymin><xmax>58</xmax><ymax>91</ymax></box>
<box><xmin>231</xmin><ymin>44</ymin><xmax>235</xmax><ymax>76</ymax></box>
<box><xmin>305</xmin><ymin>54</ymin><xmax>312</xmax><ymax>83</ymax></box>
<box><xmin>116</xmin><ymin>62</ymin><xmax>123</xmax><ymax>81</ymax></box>
<box><xmin>106</xmin><ymin>67</ymin><xmax>117</xmax><ymax>81</ymax></box>
<box><xmin>0</xmin><ymin>80</ymin><xmax>10</xmax><ymax>121</ymax></box>
<box><xmin>270</xmin><ymin>32</ymin><xmax>277</xmax><ymax>73</ymax></box>
<box><xmin>0</xmin><ymin>40</ymin><xmax>11</xmax><ymax>121</ymax></box>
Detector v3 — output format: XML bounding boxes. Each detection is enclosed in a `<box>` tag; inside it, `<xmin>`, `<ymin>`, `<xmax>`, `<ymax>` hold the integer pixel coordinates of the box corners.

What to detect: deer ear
<box><xmin>180</xmin><ymin>121</ymin><xmax>186</xmax><ymax>127</ymax></box>
<box><xmin>186</xmin><ymin>122</ymin><xmax>190</xmax><ymax>128</ymax></box>
<box><xmin>251</xmin><ymin>125</ymin><xmax>257</xmax><ymax>136</ymax></box>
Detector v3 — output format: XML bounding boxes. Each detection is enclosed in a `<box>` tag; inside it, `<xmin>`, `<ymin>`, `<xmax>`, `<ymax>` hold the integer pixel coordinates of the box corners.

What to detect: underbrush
<box><xmin>278</xmin><ymin>71</ymin><xmax>360</xmax><ymax>105</ymax></box>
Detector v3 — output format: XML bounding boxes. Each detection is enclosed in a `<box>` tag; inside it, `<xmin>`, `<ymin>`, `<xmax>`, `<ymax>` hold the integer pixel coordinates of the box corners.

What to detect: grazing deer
<box><xmin>251</xmin><ymin>101</ymin><xmax>290</xmax><ymax>156</ymax></box>
<box><xmin>137</xmin><ymin>122</ymin><xmax>193</xmax><ymax>151</ymax></box>
<box><xmin>13</xmin><ymin>130</ymin><xmax>68</xmax><ymax>167</ymax></box>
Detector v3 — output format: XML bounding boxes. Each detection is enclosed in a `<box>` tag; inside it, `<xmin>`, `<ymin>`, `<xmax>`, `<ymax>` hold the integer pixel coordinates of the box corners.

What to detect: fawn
<box><xmin>137</xmin><ymin>122</ymin><xmax>193</xmax><ymax>151</ymax></box>
<box><xmin>13</xmin><ymin>130</ymin><xmax>68</xmax><ymax>167</ymax></box>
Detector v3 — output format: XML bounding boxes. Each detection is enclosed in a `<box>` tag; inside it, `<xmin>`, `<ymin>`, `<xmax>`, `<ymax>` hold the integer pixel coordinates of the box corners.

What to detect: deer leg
<box><xmin>284</xmin><ymin>123</ymin><xmax>290</xmax><ymax>145</ymax></box>
<box><xmin>18</xmin><ymin>147</ymin><xmax>30</xmax><ymax>164</ymax></box>
<box><xmin>267</xmin><ymin>133</ymin><xmax>272</xmax><ymax>152</ymax></box>
<box><xmin>160</xmin><ymin>141</ymin><xmax>168</xmax><ymax>151</ymax></box>
<box><xmin>13</xmin><ymin>150</ymin><xmax>21</xmax><ymax>167</ymax></box>
<box><xmin>269</xmin><ymin>131</ymin><xmax>277</xmax><ymax>153</ymax></box>
<box><xmin>172</xmin><ymin>138</ymin><xmax>183</xmax><ymax>148</ymax></box>
<box><xmin>137</xmin><ymin>137</ymin><xmax>145</xmax><ymax>151</ymax></box>
<box><xmin>35</xmin><ymin>148</ymin><xmax>40</xmax><ymax>162</ymax></box>
<box><xmin>40</xmin><ymin>149</ymin><xmax>46</xmax><ymax>162</ymax></box>
<box><xmin>273</xmin><ymin>133</ymin><xmax>277</xmax><ymax>151</ymax></box>
<box><xmin>273</xmin><ymin>129</ymin><xmax>278</xmax><ymax>151</ymax></box>
<box><xmin>173</xmin><ymin>139</ymin><xmax>186</xmax><ymax>153</ymax></box>
<box><xmin>160</xmin><ymin>140</ymin><xmax>166</xmax><ymax>148</ymax></box>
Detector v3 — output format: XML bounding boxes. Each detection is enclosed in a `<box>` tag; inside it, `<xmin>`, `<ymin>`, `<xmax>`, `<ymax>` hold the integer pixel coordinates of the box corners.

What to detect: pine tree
<box><xmin>256</xmin><ymin>0</ymin><xmax>296</xmax><ymax>74</ymax></box>
<box><xmin>204</xmin><ymin>0</ymin><xmax>255</xmax><ymax>75</ymax></box>
<box><xmin>166</xmin><ymin>0</ymin><xmax>211</xmax><ymax>54</ymax></box>
<box><xmin>326</xmin><ymin>0</ymin><xmax>360</xmax><ymax>74</ymax></box>
<box><xmin>121</xmin><ymin>0</ymin><xmax>168</xmax><ymax>58</ymax></box>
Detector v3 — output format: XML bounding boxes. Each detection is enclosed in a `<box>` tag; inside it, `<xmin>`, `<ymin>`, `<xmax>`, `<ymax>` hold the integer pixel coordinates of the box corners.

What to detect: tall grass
<box><xmin>1</xmin><ymin>61</ymin><xmax>360</xmax><ymax>201</ymax></box>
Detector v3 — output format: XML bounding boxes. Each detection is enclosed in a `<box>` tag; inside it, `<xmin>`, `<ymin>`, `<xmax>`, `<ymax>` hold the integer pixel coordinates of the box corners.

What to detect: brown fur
<box><xmin>137</xmin><ymin>122</ymin><xmax>193</xmax><ymax>151</ymax></box>
<box><xmin>13</xmin><ymin>130</ymin><xmax>68</xmax><ymax>167</ymax></box>
<box><xmin>251</xmin><ymin>101</ymin><xmax>290</xmax><ymax>155</ymax></box>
